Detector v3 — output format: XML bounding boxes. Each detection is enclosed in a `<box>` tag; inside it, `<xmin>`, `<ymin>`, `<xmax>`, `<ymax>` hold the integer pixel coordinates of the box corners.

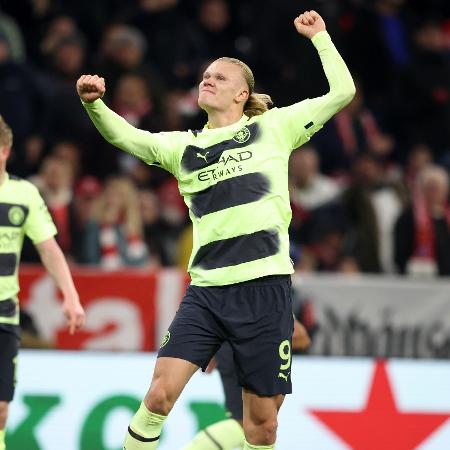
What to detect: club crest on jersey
<box><xmin>8</xmin><ymin>206</ymin><xmax>25</xmax><ymax>226</ymax></box>
<box><xmin>160</xmin><ymin>331</ymin><xmax>171</xmax><ymax>348</ymax></box>
<box><xmin>233</xmin><ymin>126</ymin><xmax>250</xmax><ymax>144</ymax></box>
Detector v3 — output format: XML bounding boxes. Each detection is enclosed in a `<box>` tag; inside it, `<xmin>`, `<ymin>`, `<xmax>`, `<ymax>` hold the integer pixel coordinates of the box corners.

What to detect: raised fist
<box><xmin>294</xmin><ymin>10</ymin><xmax>326</xmax><ymax>39</ymax></box>
<box><xmin>76</xmin><ymin>74</ymin><xmax>106</xmax><ymax>103</ymax></box>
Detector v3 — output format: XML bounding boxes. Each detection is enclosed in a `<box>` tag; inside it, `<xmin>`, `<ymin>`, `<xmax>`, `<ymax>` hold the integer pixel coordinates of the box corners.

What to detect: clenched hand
<box><xmin>76</xmin><ymin>74</ymin><xmax>106</xmax><ymax>103</ymax></box>
<box><xmin>294</xmin><ymin>10</ymin><xmax>326</xmax><ymax>40</ymax></box>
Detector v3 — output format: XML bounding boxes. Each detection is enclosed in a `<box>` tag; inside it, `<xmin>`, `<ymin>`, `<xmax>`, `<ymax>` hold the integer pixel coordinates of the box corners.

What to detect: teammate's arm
<box><xmin>36</xmin><ymin>238</ymin><xmax>85</xmax><ymax>334</ymax></box>
<box><xmin>76</xmin><ymin>75</ymin><xmax>184</xmax><ymax>174</ymax></box>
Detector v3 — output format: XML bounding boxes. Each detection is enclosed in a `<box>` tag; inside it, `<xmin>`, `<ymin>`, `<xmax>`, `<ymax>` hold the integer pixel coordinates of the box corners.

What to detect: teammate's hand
<box><xmin>294</xmin><ymin>10</ymin><xmax>326</xmax><ymax>39</ymax></box>
<box><xmin>62</xmin><ymin>298</ymin><xmax>86</xmax><ymax>334</ymax></box>
<box><xmin>76</xmin><ymin>74</ymin><xmax>106</xmax><ymax>103</ymax></box>
<box><xmin>205</xmin><ymin>357</ymin><xmax>217</xmax><ymax>374</ymax></box>
<box><xmin>292</xmin><ymin>320</ymin><xmax>311</xmax><ymax>351</ymax></box>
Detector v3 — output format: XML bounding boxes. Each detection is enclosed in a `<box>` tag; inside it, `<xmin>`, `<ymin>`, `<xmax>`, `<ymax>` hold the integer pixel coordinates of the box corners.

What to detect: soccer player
<box><xmin>0</xmin><ymin>116</ymin><xmax>85</xmax><ymax>450</ymax></box>
<box><xmin>77</xmin><ymin>10</ymin><xmax>355</xmax><ymax>450</ymax></box>
<box><xmin>183</xmin><ymin>319</ymin><xmax>311</xmax><ymax>450</ymax></box>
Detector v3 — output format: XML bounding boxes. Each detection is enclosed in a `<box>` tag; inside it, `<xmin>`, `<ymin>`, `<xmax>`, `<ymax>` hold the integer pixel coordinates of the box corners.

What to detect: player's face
<box><xmin>198</xmin><ymin>60</ymin><xmax>249</xmax><ymax>112</ymax></box>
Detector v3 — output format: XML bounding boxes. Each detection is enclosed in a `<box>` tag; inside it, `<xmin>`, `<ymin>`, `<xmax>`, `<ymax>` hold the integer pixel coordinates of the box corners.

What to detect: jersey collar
<box><xmin>204</xmin><ymin>114</ymin><xmax>249</xmax><ymax>132</ymax></box>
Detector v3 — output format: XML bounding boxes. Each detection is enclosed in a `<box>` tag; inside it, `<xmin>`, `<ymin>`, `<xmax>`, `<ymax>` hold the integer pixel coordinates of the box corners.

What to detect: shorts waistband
<box><xmin>231</xmin><ymin>274</ymin><xmax>291</xmax><ymax>287</ymax></box>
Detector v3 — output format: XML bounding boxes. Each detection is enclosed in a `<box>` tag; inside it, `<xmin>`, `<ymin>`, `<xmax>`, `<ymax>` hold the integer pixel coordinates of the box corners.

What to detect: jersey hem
<box><xmin>189</xmin><ymin>268</ymin><xmax>294</xmax><ymax>287</ymax></box>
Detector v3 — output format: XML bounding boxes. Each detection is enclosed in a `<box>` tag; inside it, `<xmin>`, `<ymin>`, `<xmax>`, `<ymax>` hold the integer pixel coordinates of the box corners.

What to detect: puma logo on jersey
<box><xmin>196</xmin><ymin>151</ymin><xmax>209</xmax><ymax>162</ymax></box>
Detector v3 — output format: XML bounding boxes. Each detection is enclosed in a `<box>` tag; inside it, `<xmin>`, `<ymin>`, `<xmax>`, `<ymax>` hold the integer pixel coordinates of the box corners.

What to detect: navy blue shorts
<box><xmin>158</xmin><ymin>275</ymin><xmax>294</xmax><ymax>397</ymax></box>
<box><xmin>0</xmin><ymin>325</ymin><xmax>20</xmax><ymax>402</ymax></box>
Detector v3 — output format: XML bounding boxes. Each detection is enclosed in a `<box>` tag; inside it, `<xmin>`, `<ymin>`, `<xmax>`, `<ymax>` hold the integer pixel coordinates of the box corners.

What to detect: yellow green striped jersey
<box><xmin>83</xmin><ymin>31</ymin><xmax>355</xmax><ymax>286</ymax></box>
<box><xmin>0</xmin><ymin>173</ymin><xmax>56</xmax><ymax>324</ymax></box>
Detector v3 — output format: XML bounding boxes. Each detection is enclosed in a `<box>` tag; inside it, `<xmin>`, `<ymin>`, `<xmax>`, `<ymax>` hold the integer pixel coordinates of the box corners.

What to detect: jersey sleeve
<box><xmin>23</xmin><ymin>185</ymin><xmax>57</xmax><ymax>244</ymax></box>
<box><xmin>82</xmin><ymin>99</ymin><xmax>186</xmax><ymax>176</ymax></box>
<box><xmin>267</xmin><ymin>31</ymin><xmax>356</xmax><ymax>151</ymax></box>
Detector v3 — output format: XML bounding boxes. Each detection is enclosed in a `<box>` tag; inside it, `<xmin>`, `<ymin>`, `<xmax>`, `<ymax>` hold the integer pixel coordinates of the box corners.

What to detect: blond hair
<box><xmin>90</xmin><ymin>176</ymin><xmax>143</xmax><ymax>237</ymax></box>
<box><xmin>0</xmin><ymin>116</ymin><xmax>13</xmax><ymax>148</ymax></box>
<box><xmin>216</xmin><ymin>57</ymin><xmax>273</xmax><ymax>117</ymax></box>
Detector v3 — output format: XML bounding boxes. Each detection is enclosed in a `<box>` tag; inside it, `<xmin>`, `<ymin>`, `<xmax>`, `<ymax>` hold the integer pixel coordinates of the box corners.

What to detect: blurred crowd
<box><xmin>1</xmin><ymin>0</ymin><xmax>449</xmax><ymax>276</ymax></box>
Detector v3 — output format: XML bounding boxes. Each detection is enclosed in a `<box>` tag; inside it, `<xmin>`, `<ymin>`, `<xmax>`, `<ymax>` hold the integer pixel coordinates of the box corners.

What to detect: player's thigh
<box><xmin>229</xmin><ymin>277</ymin><xmax>294</xmax><ymax>397</ymax></box>
<box><xmin>158</xmin><ymin>286</ymin><xmax>224</xmax><ymax>371</ymax></box>
<box><xmin>0</xmin><ymin>328</ymin><xmax>19</xmax><ymax>404</ymax></box>
<box><xmin>216</xmin><ymin>342</ymin><xmax>243</xmax><ymax>421</ymax></box>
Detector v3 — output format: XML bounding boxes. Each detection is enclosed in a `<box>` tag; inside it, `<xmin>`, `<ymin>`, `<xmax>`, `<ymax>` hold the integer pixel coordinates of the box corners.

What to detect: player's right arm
<box><xmin>36</xmin><ymin>238</ymin><xmax>85</xmax><ymax>334</ymax></box>
<box><xmin>23</xmin><ymin>183</ymin><xmax>85</xmax><ymax>334</ymax></box>
<box><xmin>76</xmin><ymin>75</ymin><xmax>184</xmax><ymax>175</ymax></box>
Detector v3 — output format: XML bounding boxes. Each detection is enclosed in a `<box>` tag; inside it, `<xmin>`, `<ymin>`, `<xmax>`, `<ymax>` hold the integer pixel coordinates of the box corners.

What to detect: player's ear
<box><xmin>235</xmin><ymin>88</ymin><xmax>249</xmax><ymax>105</ymax></box>
<box><xmin>0</xmin><ymin>146</ymin><xmax>10</xmax><ymax>160</ymax></box>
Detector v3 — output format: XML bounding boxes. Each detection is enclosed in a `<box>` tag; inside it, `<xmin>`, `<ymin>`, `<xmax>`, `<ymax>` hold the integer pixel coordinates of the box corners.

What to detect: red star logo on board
<box><xmin>310</xmin><ymin>361</ymin><xmax>450</xmax><ymax>450</ymax></box>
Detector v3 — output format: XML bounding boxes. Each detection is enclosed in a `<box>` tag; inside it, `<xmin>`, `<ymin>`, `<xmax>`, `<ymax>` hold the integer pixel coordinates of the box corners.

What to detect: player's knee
<box><xmin>259</xmin><ymin>418</ymin><xmax>278</xmax><ymax>443</ymax></box>
<box><xmin>145</xmin><ymin>377</ymin><xmax>175</xmax><ymax>416</ymax></box>
<box><xmin>244</xmin><ymin>416</ymin><xmax>278</xmax><ymax>445</ymax></box>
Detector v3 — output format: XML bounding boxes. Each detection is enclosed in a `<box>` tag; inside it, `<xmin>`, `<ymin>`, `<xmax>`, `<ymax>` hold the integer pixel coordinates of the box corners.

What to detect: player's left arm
<box><xmin>292</xmin><ymin>319</ymin><xmax>311</xmax><ymax>351</ymax></box>
<box><xmin>295</xmin><ymin>10</ymin><xmax>355</xmax><ymax>122</ymax></box>
<box><xmin>271</xmin><ymin>11</ymin><xmax>356</xmax><ymax>150</ymax></box>
<box><xmin>36</xmin><ymin>238</ymin><xmax>85</xmax><ymax>334</ymax></box>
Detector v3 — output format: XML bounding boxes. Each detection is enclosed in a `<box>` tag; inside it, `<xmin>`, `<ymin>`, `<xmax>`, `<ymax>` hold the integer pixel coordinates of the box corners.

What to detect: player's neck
<box><xmin>206</xmin><ymin>109</ymin><xmax>244</xmax><ymax>129</ymax></box>
<box><xmin>0</xmin><ymin>168</ymin><xmax>6</xmax><ymax>186</ymax></box>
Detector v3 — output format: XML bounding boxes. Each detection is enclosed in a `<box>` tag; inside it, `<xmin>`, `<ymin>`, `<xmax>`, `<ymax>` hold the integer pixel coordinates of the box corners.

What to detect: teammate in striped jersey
<box><xmin>0</xmin><ymin>116</ymin><xmax>85</xmax><ymax>450</ymax></box>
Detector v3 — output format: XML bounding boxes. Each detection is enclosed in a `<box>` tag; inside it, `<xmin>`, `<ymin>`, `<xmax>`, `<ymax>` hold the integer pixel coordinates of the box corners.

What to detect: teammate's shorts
<box><xmin>0</xmin><ymin>325</ymin><xmax>20</xmax><ymax>402</ymax></box>
<box><xmin>158</xmin><ymin>274</ymin><xmax>294</xmax><ymax>396</ymax></box>
<box><xmin>215</xmin><ymin>341</ymin><xmax>243</xmax><ymax>420</ymax></box>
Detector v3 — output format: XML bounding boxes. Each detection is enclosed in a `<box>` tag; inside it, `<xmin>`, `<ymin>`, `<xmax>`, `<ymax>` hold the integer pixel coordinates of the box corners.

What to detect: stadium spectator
<box><xmin>111</xmin><ymin>73</ymin><xmax>166</xmax><ymax>178</ymax></box>
<box><xmin>39</xmin><ymin>29</ymin><xmax>95</xmax><ymax>150</ymax></box>
<box><xmin>82</xmin><ymin>176</ymin><xmax>149</xmax><ymax>268</ymax></box>
<box><xmin>95</xmin><ymin>24</ymin><xmax>164</xmax><ymax>100</ymax></box>
<box><xmin>51</xmin><ymin>139</ymin><xmax>84</xmax><ymax>180</ymax></box>
<box><xmin>342</xmin><ymin>153</ymin><xmax>405</xmax><ymax>273</ymax></box>
<box><xmin>403</xmin><ymin>143</ymin><xmax>433</xmax><ymax>189</ymax></box>
<box><xmin>126</xmin><ymin>0</ymin><xmax>186</xmax><ymax>85</ymax></box>
<box><xmin>0</xmin><ymin>32</ymin><xmax>45</xmax><ymax>176</ymax></box>
<box><xmin>174</xmin><ymin>0</ymin><xmax>238</xmax><ymax>88</ymax></box>
<box><xmin>289</xmin><ymin>145</ymin><xmax>345</xmax><ymax>270</ymax></box>
<box><xmin>396</xmin><ymin>19</ymin><xmax>450</xmax><ymax>154</ymax></box>
<box><xmin>313</xmin><ymin>82</ymin><xmax>396</xmax><ymax>174</ymax></box>
<box><xmin>30</xmin><ymin>155</ymin><xmax>82</xmax><ymax>261</ymax></box>
<box><xmin>39</xmin><ymin>15</ymin><xmax>80</xmax><ymax>65</ymax></box>
<box><xmin>395</xmin><ymin>165</ymin><xmax>450</xmax><ymax>276</ymax></box>
<box><xmin>72</xmin><ymin>175</ymin><xmax>102</xmax><ymax>232</ymax></box>
<box><xmin>289</xmin><ymin>145</ymin><xmax>341</xmax><ymax>212</ymax></box>
<box><xmin>343</xmin><ymin>0</ymin><xmax>411</xmax><ymax>105</ymax></box>
<box><xmin>139</xmin><ymin>188</ymin><xmax>172</xmax><ymax>266</ymax></box>
<box><xmin>0</xmin><ymin>7</ymin><xmax>26</xmax><ymax>62</ymax></box>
